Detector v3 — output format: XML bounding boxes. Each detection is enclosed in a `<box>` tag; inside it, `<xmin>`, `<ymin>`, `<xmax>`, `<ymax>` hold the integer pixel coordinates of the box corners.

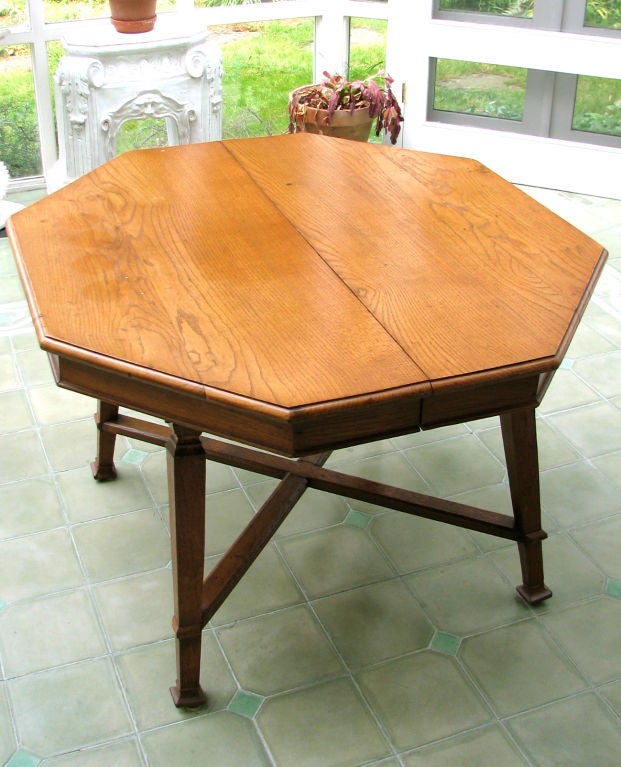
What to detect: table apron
<box><xmin>49</xmin><ymin>353</ymin><xmax>544</xmax><ymax>456</ymax></box>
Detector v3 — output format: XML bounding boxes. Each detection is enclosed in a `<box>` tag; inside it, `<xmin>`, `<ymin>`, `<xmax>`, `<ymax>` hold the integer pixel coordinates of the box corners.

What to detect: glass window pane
<box><xmin>584</xmin><ymin>0</ymin><xmax>621</xmax><ymax>30</ymax></box>
<box><xmin>433</xmin><ymin>59</ymin><xmax>527</xmax><ymax>121</ymax></box>
<box><xmin>212</xmin><ymin>18</ymin><xmax>313</xmax><ymax>139</ymax></box>
<box><xmin>0</xmin><ymin>45</ymin><xmax>42</xmax><ymax>179</ymax></box>
<box><xmin>348</xmin><ymin>17</ymin><xmax>387</xmax><ymax>79</ymax></box>
<box><xmin>572</xmin><ymin>75</ymin><xmax>621</xmax><ymax>136</ymax></box>
<box><xmin>348</xmin><ymin>18</ymin><xmax>389</xmax><ymax>144</ymax></box>
<box><xmin>437</xmin><ymin>1</ymin><xmax>533</xmax><ymax>18</ymax></box>
<box><xmin>1</xmin><ymin>0</ymin><xmax>28</xmax><ymax>30</ymax></box>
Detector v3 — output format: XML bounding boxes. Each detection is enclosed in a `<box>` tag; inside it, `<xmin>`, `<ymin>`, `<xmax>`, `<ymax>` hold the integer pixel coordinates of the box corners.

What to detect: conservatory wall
<box><xmin>0</xmin><ymin>0</ymin><xmax>620</xmax><ymax>198</ymax></box>
<box><xmin>388</xmin><ymin>0</ymin><xmax>621</xmax><ymax>199</ymax></box>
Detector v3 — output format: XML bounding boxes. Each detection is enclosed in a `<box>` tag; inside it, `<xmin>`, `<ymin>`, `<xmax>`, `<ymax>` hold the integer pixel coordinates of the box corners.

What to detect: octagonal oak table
<box><xmin>8</xmin><ymin>134</ymin><xmax>606</xmax><ymax>708</ymax></box>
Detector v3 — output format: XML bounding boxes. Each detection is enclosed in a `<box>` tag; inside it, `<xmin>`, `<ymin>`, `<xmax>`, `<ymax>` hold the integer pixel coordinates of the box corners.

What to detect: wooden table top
<box><xmin>8</xmin><ymin>134</ymin><xmax>606</xmax><ymax>454</ymax></box>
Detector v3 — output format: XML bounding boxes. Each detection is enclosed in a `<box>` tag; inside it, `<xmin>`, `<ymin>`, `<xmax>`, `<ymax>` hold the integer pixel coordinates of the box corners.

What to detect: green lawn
<box><xmin>434</xmin><ymin>59</ymin><xmax>527</xmax><ymax>120</ymax></box>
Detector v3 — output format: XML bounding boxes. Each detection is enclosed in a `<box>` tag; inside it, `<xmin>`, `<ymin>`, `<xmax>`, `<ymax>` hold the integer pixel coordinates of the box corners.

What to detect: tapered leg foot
<box><xmin>515</xmin><ymin>539</ymin><xmax>552</xmax><ymax>604</ymax></box>
<box><xmin>501</xmin><ymin>408</ymin><xmax>552</xmax><ymax>605</ymax></box>
<box><xmin>167</xmin><ymin>423</ymin><xmax>207</xmax><ymax>709</ymax></box>
<box><xmin>90</xmin><ymin>459</ymin><xmax>117</xmax><ymax>481</ymax></box>
<box><xmin>169</xmin><ymin>683</ymin><xmax>207</xmax><ymax>709</ymax></box>
<box><xmin>516</xmin><ymin>582</ymin><xmax>553</xmax><ymax>604</ymax></box>
<box><xmin>91</xmin><ymin>401</ymin><xmax>119</xmax><ymax>481</ymax></box>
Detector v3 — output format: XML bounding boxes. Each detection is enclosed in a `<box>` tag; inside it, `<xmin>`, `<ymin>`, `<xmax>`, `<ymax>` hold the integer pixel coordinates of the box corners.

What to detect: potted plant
<box><xmin>108</xmin><ymin>0</ymin><xmax>158</xmax><ymax>33</ymax></box>
<box><xmin>288</xmin><ymin>70</ymin><xmax>404</xmax><ymax>144</ymax></box>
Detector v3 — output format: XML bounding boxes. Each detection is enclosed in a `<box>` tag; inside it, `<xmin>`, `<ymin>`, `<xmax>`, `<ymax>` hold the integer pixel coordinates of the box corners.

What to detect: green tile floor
<box><xmin>1</xmin><ymin>186</ymin><xmax>620</xmax><ymax>766</ymax></box>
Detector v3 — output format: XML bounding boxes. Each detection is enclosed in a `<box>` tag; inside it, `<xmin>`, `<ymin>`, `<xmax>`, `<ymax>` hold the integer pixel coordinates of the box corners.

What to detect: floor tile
<box><xmin>599</xmin><ymin>679</ymin><xmax>621</xmax><ymax>718</ymax></box>
<box><xmin>92</xmin><ymin>569</ymin><xmax>174</xmax><ymax>650</ymax></box>
<box><xmin>570</xmin><ymin>515</ymin><xmax>621</xmax><ymax>578</ymax></box>
<box><xmin>0</xmin><ymin>390</ymin><xmax>33</xmax><ymax>432</ymax></box>
<box><xmin>537</xmin><ymin>368</ymin><xmax>601</xmax><ymax>415</ymax></box>
<box><xmin>312</xmin><ymin>579</ymin><xmax>434</xmax><ymax>670</ymax></box>
<box><xmin>402</xmin><ymin>725</ymin><xmax>528</xmax><ymax>766</ymax></box>
<box><xmin>142</xmin><ymin>712</ymin><xmax>271</xmax><ymax>767</ymax></box>
<box><xmin>277</xmin><ymin>524</ymin><xmax>394</xmax><ymax>599</ymax></box>
<box><xmin>469</xmin><ymin>512</ymin><xmax>556</xmax><ymax>563</ymax></box>
<box><xmin>115</xmin><ymin>632</ymin><xmax>235</xmax><ymax>730</ymax></box>
<box><xmin>391</xmin><ymin>422</ymin><xmax>469</xmax><ymax>449</ymax></box>
<box><xmin>8</xmin><ymin>658</ymin><xmax>133</xmax><ymax>757</ymax></box>
<box><xmin>479</xmin><ymin>420</ymin><xmax>580</xmax><ymax>471</ymax></box>
<box><xmin>584</xmin><ymin>303</ymin><xmax>621</xmax><ymax>347</ymax></box>
<box><xmin>0</xmin><ymin>354</ymin><xmax>20</xmax><ymax>392</ymax></box>
<box><xmin>28</xmin><ymin>385</ymin><xmax>94</xmax><ymax>426</ymax></box>
<box><xmin>0</xmin><ymin>682</ymin><xmax>17</xmax><ymax>763</ymax></box>
<box><xmin>14</xmin><ymin>348</ymin><xmax>55</xmax><ymax>387</ymax></box>
<box><xmin>10</xmin><ymin>330</ymin><xmax>37</xmax><ymax>352</ymax></box>
<box><xmin>460</xmin><ymin>619</ymin><xmax>586</xmax><ymax>716</ymax></box>
<box><xmin>0</xmin><ymin>431</ymin><xmax>48</xmax><ymax>482</ymax></box>
<box><xmin>533</xmin><ymin>418</ymin><xmax>582</xmax><ymax>471</ymax></box>
<box><xmin>56</xmin><ymin>465</ymin><xmax>153</xmax><ymax>523</ymax></box>
<box><xmin>40</xmin><ymin>739</ymin><xmax>144</xmax><ymax>766</ymax></box>
<box><xmin>245</xmin><ymin>483</ymin><xmax>349</xmax><ymax>537</ymax></box>
<box><xmin>334</xmin><ymin>451</ymin><xmax>429</xmax><ymax>494</ymax></box>
<box><xmin>541</xmin><ymin>597</ymin><xmax>621</xmax><ymax>684</ymax></box>
<box><xmin>404</xmin><ymin>435</ymin><xmax>505</xmax><ymax>496</ymax></box>
<box><xmin>540</xmin><ymin>460</ymin><xmax>621</xmax><ymax>527</ymax></box>
<box><xmin>228</xmin><ymin>689</ymin><xmax>263</xmax><ymax>718</ymax></box>
<box><xmin>370</xmin><ymin>511</ymin><xmax>478</xmax><ymax>574</ymax></box>
<box><xmin>567</xmin><ymin>322</ymin><xmax>616</xmax><ymax>358</ymax></box>
<box><xmin>39</xmin><ymin>420</ymin><xmax>99</xmax><ymax>473</ymax></box>
<box><xmin>573</xmin><ymin>351</ymin><xmax>621</xmax><ymax>399</ymax></box>
<box><xmin>357</xmin><ymin>652</ymin><xmax>491</xmax><ymax>751</ymax></box>
<box><xmin>547</xmin><ymin>402</ymin><xmax>621</xmax><ymax>458</ymax></box>
<box><xmin>507</xmin><ymin>692</ymin><xmax>621</xmax><ymax>767</ymax></box>
<box><xmin>591</xmin><ymin>451</ymin><xmax>621</xmax><ymax>493</ymax></box>
<box><xmin>203</xmin><ymin>488</ymin><xmax>254</xmax><ymax>556</ymax></box>
<box><xmin>141</xmin><ymin>450</ymin><xmax>240</xmax><ymax>505</ymax></box>
<box><xmin>327</xmin><ymin>438</ymin><xmax>398</xmax><ymax>463</ymax></box>
<box><xmin>490</xmin><ymin>532</ymin><xmax>605</xmax><ymax>610</ymax></box>
<box><xmin>208</xmin><ymin>544</ymin><xmax>303</xmax><ymax>625</ymax></box>
<box><xmin>72</xmin><ymin>509</ymin><xmax>170</xmax><ymax>580</ymax></box>
<box><xmin>258</xmin><ymin>677</ymin><xmax>390</xmax><ymax>767</ymax></box>
<box><xmin>406</xmin><ymin>557</ymin><xmax>528</xmax><ymax>635</ymax></box>
<box><xmin>450</xmin><ymin>484</ymin><xmax>517</xmax><ymax>553</ymax></box>
<box><xmin>0</xmin><ymin>274</ymin><xmax>24</xmax><ymax>303</ymax></box>
<box><xmin>0</xmin><ymin>479</ymin><xmax>64</xmax><ymax>539</ymax></box>
<box><xmin>0</xmin><ymin>529</ymin><xmax>83</xmax><ymax>602</ymax></box>
<box><xmin>0</xmin><ymin>589</ymin><xmax>106</xmax><ymax>677</ymax></box>
<box><xmin>217</xmin><ymin>605</ymin><xmax>343</xmax><ymax>695</ymax></box>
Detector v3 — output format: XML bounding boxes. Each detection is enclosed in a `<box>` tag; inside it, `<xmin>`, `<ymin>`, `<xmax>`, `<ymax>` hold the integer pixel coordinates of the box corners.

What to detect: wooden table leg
<box><xmin>166</xmin><ymin>423</ymin><xmax>208</xmax><ymax>708</ymax></box>
<box><xmin>501</xmin><ymin>408</ymin><xmax>552</xmax><ymax>605</ymax></box>
<box><xmin>91</xmin><ymin>400</ymin><xmax>119</xmax><ymax>480</ymax></box>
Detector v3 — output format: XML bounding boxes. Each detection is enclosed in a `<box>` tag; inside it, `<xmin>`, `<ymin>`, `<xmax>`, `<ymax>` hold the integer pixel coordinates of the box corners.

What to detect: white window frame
<box><xmin>3</xmin><ymin>0</ymin><xmax>620</xmax><ymax>198</ymax></box>
<box><xmin>1</xmin><ymin>0</ymin><xmax>334</xmax><ymax>190</ymax></box>
<box><xmin>387</xmin><ymin>0</ymin><xmax>621</xmax><ymax>198</ymax></box>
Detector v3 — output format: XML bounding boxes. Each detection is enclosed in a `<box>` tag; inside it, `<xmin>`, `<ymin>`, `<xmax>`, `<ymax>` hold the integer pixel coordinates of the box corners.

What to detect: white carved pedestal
<box><xmin>49</xmin><ymin>19</ymin><xmax>222</xmax><ymax>190</ymax></box>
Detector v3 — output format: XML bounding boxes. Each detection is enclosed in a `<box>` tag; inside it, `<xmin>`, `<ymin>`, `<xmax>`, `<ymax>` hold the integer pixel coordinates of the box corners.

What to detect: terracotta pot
<box><xmin>109</xmin><ymin>0</ymin><xmax>157</xmax><ymax>34</ymax></box>
<box><xmin>289</xmin><ymin>88</ymin><xmax>374</xmax><ymax>143</ymax></box>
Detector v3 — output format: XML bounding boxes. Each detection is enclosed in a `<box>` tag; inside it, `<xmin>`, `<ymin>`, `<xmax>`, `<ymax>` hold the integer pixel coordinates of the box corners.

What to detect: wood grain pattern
<box><xmin>227</xmin><ymin>135</ymin><xmax>606</xmax><ymax>389</ymax></box>
<box><xmin>8</xmin><ymin>133</ymin><xmax>606</xmax><ymax>438</ymax></box>
<box><xmin>9</xmin><ymin>142</ymin><xmax>425</xmax><ymax>409</ymax></box>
